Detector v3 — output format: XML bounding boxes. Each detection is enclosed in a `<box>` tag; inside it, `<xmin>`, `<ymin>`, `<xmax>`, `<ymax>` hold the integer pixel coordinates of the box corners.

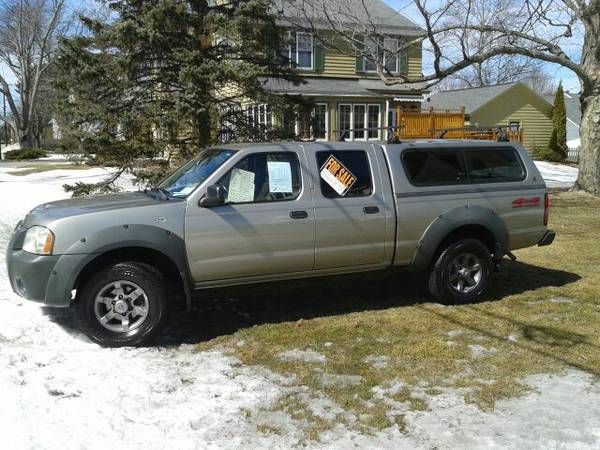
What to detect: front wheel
<box><xmin>428</xmin><ymin>238</ymin><xmax>493</xmax><ymax>304</ymax></box>
<box><xmin>75</xmin><ymin>262</ymin><xmax>168</xmax><ymax>347</ymax></box>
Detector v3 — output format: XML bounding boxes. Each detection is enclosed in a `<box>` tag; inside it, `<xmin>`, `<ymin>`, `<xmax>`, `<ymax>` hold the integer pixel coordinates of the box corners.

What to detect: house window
<box><xmin>281</xmin><ymin>31</ymin><xmax>313</xmax><ymax>70</ymax></box>
<box><xmin>295</xmin><ymin>103</ymin><xmax>329</xmax><ymax>140</ymax></box>
<box><xmin>338</xmin><ymin>103</ymin><xmax>381</xmax><ymax>141</ymax></box>
<box><xmin>338</xmin><ymin>104</ymin><xmax>352</xmax><ymax>140</ymax></box>
<box><xmin>314</xmin><ymin>103</ymin><xmax>328</xmax><ymax>140</ymax></box>
<box><xmin>353</xmin><ymin>104</ymin><xmax>366</xmax><ymax>140</ymax></box>
<box><xmin>364</xmin><ymin>37</ymin><xmax>404</xmax><ymax>73</ymax></box>
<box><xmin>368</xmin><ymin>104</ymin><xmax>381</xmax><ymax>139</ymax></box>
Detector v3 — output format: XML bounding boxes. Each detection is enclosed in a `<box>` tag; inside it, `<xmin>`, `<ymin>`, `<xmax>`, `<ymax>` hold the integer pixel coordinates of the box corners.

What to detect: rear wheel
<box><xmin>428</xmin><ymin>238</ymin><xmax>493</xmax><ymax>304</ymax></box>
<box><xmin>75</xmin><ymin>262</ymin><xmax>168</xmax><ymax>347</ymax></box>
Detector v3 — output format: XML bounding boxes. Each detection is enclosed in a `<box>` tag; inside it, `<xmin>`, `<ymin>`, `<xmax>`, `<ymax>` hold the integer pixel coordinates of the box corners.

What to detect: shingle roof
<box><xmin>423</xmin><ymin>82</ymin><xmax>536</xmax><ymax>113</ymax></box>
<box><xmin>261</xmin><ymin>76</ymin><xmax>427</xmax><ymax>96</ymax></box>
<box><xmin>544</xmin><ymin>92</ymin><xmax>581</xmax><ymax>141</ymax></box>
<box><xmin>272</xmin><ymin>0</ymin><xmax>424</xmax><ymax>36</ymax></box>
<box><xmin>544</xmin><ymin>93</ymin><xmax>581</xmax><ymax>126</ymax></box>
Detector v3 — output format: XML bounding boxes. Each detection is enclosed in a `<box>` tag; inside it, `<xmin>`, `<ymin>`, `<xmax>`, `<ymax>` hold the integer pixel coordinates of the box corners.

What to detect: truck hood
<box><xmin>23</xmin><ymin>191</ymin><xmax>179</xmax><ymax>227</ymax></box>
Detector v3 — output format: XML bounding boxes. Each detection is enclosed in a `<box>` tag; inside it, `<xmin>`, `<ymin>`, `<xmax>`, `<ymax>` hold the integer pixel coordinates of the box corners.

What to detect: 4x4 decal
<box><xmin>512</xmin><ymin>197</ymin><xmax>541</xmax><ymax>208</ymax></box>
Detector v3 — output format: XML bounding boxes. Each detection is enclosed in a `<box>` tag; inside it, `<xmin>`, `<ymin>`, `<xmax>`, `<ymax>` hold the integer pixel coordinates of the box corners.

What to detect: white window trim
<box><xmin>287</xmin><ymin>31</ymin><xmax>314</xmax><ymax>71</ymax></box>
<box><xmin>338</xmin><ymin>103</ymin><xmax>382</xmax><ymax>141</ymax></box>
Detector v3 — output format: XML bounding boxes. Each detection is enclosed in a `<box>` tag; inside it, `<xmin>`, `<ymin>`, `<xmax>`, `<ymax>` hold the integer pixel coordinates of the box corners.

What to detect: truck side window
<box><xmin>464</xmin><ymin>147</ymin><xmax>525</xmax><ymax>182</ymax></box>
<box><xmin>218</xmin><ymin>152</ymin><xmax>302</xmax><ymax>204</ymax></box>
<box><xmin>316</xmin><ymin>150</ymin><xmax>373</xmax><ymax>198</ymax></box>
<box><xmin>402</xmin><ymin>149</ymin><xmax>466</xmax><ymax>186</ymax></box>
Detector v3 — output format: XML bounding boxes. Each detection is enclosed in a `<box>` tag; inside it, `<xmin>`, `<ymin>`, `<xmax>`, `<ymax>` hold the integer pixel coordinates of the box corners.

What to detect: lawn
<box><xmin>196</xmin><ymin>191</ymin><xmax>600</xmax><ymax>438</ymax></box>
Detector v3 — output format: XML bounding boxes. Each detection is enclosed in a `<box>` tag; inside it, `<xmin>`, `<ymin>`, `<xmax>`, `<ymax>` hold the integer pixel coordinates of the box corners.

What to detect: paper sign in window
<box><xmin>320</xmin><ymin>155</ymin><xmax>357</xmax><ymax>196</ymax></box>
<box><xmin>267</xmin><ymin>161</ymin><xmax>293</xmax><ymax>193</ymax></box>
<box><xmin>226</xmin><ymin>168</ymin><xmax>255</xmax><ymax>203</ymax></box>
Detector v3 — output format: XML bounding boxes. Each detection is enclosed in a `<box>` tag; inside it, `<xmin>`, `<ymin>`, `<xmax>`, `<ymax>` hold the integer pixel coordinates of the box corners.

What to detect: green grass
<box><xmin>196</xmin><ymin>191</ymin><xmax>600</xmax><ymax>438</ymax></box>
<box><xmin>8</xmin><ymin>163</ymin><xmax>88</xmax><ymax>176</ymax></box>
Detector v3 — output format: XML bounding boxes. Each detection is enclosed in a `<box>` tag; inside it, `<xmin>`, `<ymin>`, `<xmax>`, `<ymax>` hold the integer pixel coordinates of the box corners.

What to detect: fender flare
<box><xmin>45</xmin><ymin>224</ymin><xmax>193</xmax><ymax>308</ymax></box>
<box><xmin>411</xmin><ymin>205</ymin><xmax>509</xmax><ymax>269</ymax></box>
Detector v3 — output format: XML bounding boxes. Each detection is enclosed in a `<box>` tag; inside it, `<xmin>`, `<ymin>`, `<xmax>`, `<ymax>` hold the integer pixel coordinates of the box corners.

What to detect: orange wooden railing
<box><xmin>395</xmin><ymin>106</ymin><xmax>523</xmax><ymax>143</ymax></box>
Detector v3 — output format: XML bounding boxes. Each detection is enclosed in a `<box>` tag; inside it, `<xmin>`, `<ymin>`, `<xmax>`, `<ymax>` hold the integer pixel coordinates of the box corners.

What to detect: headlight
<box><xmin>22</xmin><ymin>226</ymin><xmax>55</xmax><ymax>255</ymax></box>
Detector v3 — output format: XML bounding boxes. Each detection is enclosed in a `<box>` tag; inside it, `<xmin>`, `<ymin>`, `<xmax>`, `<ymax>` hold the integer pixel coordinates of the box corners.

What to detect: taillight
<box><xmin>543</xmin><ymin>193</ymin><xmax>550</xmax><ymax>226</ymax></box>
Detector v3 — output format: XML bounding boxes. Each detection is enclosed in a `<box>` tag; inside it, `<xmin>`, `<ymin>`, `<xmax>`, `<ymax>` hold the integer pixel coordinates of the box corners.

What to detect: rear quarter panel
<box><xmin>383</xmin><ymin>142</ymin><xmax>547</xmax><ymax>266</ymax></box>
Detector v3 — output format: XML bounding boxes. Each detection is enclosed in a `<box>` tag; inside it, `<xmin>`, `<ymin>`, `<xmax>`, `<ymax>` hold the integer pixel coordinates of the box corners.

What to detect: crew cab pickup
<box><xmin>6</xmin><ymin>141</ymin><xmax>555</xmax><ymax>346</ymax></box>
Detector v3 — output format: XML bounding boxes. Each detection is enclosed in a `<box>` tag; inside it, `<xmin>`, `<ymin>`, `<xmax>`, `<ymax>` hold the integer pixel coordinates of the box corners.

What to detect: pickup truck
<box><xmin>6</xmin><ymin>141</ymin><xmax>555</xmax><ymax>347</ymax></box>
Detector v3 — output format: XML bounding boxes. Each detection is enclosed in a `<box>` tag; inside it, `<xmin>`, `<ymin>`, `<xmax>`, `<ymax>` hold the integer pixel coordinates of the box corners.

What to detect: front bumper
<box><xmin>538</xmin><ymin>230</ymin><xmax>556</xmax><ymax>247</ymax></box>
<box><xmin>6</xmin><ymin>226</ymin><xmax>90</xmax><ymax>307</ymax></box>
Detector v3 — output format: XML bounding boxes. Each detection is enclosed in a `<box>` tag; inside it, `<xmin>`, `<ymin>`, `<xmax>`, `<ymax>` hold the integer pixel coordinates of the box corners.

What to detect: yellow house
<box><xmin>254</xmin><ymin>0</ymin><xmax>427</xmax><ymax>142</ymax></box>
<box><xmin>425</xmin><ymin>82</ymin><xmax>554</xmax><ymax>153</ymax></box>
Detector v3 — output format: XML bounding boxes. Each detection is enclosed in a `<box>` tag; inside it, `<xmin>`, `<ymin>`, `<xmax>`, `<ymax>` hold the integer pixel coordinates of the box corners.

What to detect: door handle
<box><xmin>290</xmin><ymin>210</ymin><xmax>309</xmax><ymax>219</ymax></box>
<box><xmin>363</xmin><ymin>206</ymin><xmax>380</xmax><ymax>215</ymax></box>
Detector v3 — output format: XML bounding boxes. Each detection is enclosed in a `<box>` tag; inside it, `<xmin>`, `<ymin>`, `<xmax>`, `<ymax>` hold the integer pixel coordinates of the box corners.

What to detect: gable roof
<box><xmin>424</xmin><ymin>82</ymin><xmax>553</xmax><ymax>114</ymax></box>
<box><xmin>273</xmin><ymin>0</ymin><xmax>424</xmax><ymax>36</ymax></box>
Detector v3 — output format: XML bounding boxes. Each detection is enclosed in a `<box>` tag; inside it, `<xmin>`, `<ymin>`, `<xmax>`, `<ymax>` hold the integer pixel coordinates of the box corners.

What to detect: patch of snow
<box><xmin>567</xmin><ymin>138</ymin><xmax>580</xmax><ymax>150</ymax></box>
<box><xmin>447</xmin><ymin>329</ymin><xmax>464</xmax><ymax>338</ymax></box>
<box><xmin>549</xmin><ymin>296</ymin><xmax>576</xmax><ymax>304</ymax></box>
<box><xmin>468</xmin><ymin>344</ymin><xmax>498</xmax><ymax>358</ymax></box>
<box><xmin>278</xmin><ymin>349</ymin><xmax>327</xmax><ymax>364</ymax></box>
<box><xmin>363</xmin><ymin>355</ymin><xmax>390</xmax><ymax>369</ymax></box>
<box><xmin>535</xmin><ymin>161</ymin><xmax>578</xmax><ymax>188</ymax></box>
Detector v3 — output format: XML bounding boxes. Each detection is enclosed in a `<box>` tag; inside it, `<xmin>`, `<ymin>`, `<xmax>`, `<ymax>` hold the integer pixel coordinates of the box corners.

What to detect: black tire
<box><xmin>75</xmin><ymin>262</ymin><xmax>168</xmax><ymax>347</ymax></box>
<box><xmin>428</xmin><ymin>238</ymin><xmax>493</xmax><ymax>304</ymax></box>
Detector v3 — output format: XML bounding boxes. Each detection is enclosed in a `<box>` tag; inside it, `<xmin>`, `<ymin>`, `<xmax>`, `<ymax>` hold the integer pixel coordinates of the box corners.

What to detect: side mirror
<box><xmin>199</xmin><ymin>184</ymin><xmax>225</xmax><ymax>207</ymax></box>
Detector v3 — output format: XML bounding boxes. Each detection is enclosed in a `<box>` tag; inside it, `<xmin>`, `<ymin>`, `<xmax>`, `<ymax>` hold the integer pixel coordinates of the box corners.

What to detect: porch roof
<box><xmin>261</xmin><ymin>77</ymin><xmax>427</xmax><ymax>98</ymax></box>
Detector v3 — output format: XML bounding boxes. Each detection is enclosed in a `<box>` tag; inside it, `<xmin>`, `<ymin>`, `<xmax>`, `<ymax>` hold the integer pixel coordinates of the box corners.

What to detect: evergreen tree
<box><xmin>54</xmin><ymin>0</ymin><xmax>305</xmax><ymax>194</ymax></box>
<box><xmin>548</xmin><ymin>82</ymin><xmax>568</xmax><ymax>161</ymax></box>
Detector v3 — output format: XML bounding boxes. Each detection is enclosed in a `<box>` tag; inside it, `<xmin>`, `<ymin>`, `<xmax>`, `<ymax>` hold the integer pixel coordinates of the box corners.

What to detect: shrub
<box><xmin>533</xmin><ymin>146</ymin><xmax>565</xmax><ymax>162</ymax></box>
<box><xmin>4</xmin><ymin>148</ymin><xmax>48</xmax><ymax>161</ymax></box>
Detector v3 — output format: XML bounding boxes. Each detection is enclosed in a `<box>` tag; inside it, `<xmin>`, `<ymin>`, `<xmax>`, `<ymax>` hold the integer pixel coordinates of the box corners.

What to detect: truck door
<box><xmin>185</xmin><ymin>147</ymin><xmax>315</xmax><ymax>282</ymax></box>
<box><xmin>306</xmin><ymin>144</ymin><xmax>392</xmax><ymax>270</ymax></box>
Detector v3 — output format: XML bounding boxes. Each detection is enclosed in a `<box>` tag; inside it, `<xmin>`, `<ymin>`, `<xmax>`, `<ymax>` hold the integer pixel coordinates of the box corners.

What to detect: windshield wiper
<box><xmin>145</xmin><ymin>187</ymin><xmax>171</xmax><ymax>201</ymax></box>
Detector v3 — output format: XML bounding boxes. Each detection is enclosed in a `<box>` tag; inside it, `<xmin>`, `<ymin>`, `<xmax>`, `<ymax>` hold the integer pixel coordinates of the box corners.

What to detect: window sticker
<box><xmin>226</xmin><ymin>168</ymin><xmax>255</xmax><ymax>203</ymax></box>
<box><xmin>319</xmin><ymin>154</ymin><xmax>357</xmax><ymax>196</ymax></box>
<box><xmin>267</xmin><ymin>161</ymin><xmax>293</xmax><ymax>193</ymax></box>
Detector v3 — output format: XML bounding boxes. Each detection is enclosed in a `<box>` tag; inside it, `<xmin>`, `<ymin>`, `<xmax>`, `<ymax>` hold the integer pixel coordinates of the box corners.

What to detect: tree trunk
<box><xmin>576</xmin><ymin>91</ymin><xmax>600</xmax><ymax>194</ymax></box>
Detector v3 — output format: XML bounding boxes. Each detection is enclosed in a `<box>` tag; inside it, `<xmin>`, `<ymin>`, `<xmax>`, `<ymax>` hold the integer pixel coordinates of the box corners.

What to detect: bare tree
<box><xmin>285</xmin><ymin>0</ymin><xmax>600</xmax><ymax>193</ymax></box>
<box><xmin>0</xmin><ymin>0</ymin><xmax>66</xmax><ymax>148</ymax></box>
<box><xmin>440</xmin><ymin>0</ymin><xmax>556</xmax><ymax>91</ymax></box>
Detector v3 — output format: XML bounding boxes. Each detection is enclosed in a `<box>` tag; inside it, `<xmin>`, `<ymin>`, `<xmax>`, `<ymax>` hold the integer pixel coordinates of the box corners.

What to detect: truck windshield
<box><xmin>157</xmin><ymin>149</ymin><xmax>236</xmax><ymax>198</ymax></box>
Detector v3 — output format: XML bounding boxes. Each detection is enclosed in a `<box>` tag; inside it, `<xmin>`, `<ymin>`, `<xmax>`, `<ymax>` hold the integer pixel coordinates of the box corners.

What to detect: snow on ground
<box><xmin>1</xmin><ymin>164</ymin><xmax>599</xmax><ymax>449</ymax></box>
<box><xmin>535</xmin><ymin>161</ymin><xmax>578</xmax><ymax>188</ymax></box>
<box><xmin>568</xmin><ymin>138</ymin><xmax>581</xmax><ymax>150</ymax></box>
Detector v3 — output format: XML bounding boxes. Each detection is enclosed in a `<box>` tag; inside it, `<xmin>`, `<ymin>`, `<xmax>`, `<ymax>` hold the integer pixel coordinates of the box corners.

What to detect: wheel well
<box><xmin>74</xmin><ymin>247</ymin><xmax>187</xmax><ymax>310</ymax></box>
<box><xmin>433</xmin><ymin>224</ymin><xmax>497</xmax><ymax>264</ymax></box>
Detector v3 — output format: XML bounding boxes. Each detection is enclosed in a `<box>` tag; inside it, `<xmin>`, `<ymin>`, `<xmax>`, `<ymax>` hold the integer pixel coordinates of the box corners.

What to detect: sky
<box><xmin>383</xmin><ymin>0</ymin><xmax>583</xmax><ymax>93</ymax></box>
<box><xmin>0</xmin><ymin>0</ymin><xmax>585</xmax><ymax>95</ymax></box>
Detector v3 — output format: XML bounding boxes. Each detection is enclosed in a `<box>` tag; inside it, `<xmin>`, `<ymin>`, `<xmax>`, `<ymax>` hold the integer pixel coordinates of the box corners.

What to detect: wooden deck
<box><xmin>395</xmin><ymin>107</ymin><xmax>523</xmax><ymax>143</ymax></box>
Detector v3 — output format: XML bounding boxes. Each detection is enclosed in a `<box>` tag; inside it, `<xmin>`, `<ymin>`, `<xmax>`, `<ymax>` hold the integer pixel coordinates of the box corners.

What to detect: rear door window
<box><xmin>402</xmin><ymin>149</ymin><xmax>466</xmax><ymax>186</ymax></box>
<box><xmin>316</xmin><ymin>150</ymin><xmax>373</xmax><ymax>198</ymax></box>
<box><xmin>464</xmin><ymin>147</ymin><xmax>525</xmax><ymax>182</ymax></box>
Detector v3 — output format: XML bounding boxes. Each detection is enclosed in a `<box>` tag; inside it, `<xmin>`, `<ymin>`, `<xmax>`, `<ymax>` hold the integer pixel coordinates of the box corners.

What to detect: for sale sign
<box><xmin>319</xmin><ymin>155</ymin><xmax>357</xmax><ymax>196</ymax></box>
